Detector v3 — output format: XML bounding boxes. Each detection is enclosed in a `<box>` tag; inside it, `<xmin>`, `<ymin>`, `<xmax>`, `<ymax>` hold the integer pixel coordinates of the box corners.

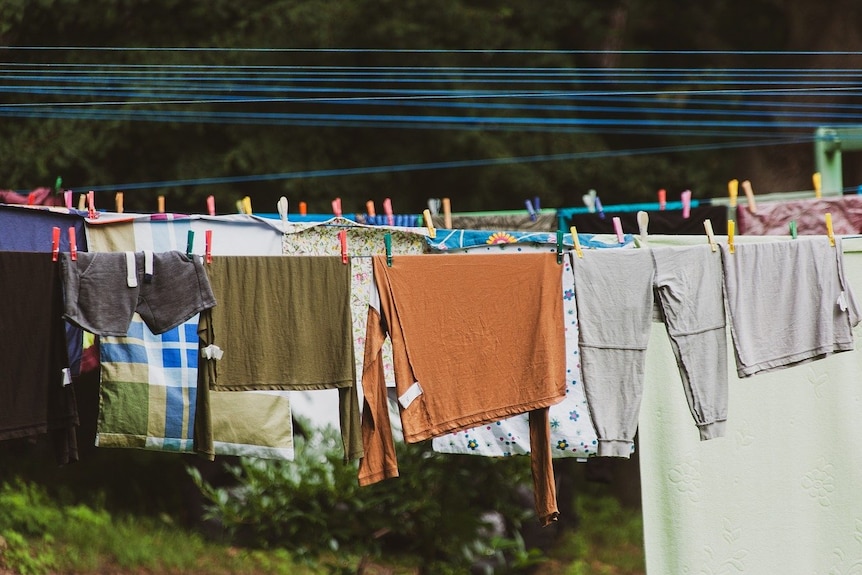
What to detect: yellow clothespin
<box><xmin>242</xmin><ymin>196</ymin><xmax>252</xmax><ymax>215</ymax></box>
<box><xmin>740</xmin><ymin>180</ymin><xmax>757</xmax><ymax>214</ymax></box>
<box><xmin>422</xmin><ymin>208</ymin><xmax>436</xmax><ymax>238</ymax></box>
<box><xmin>115</xmin><ymin>192</ymin><xmax>124</xmax><ymax>214</ymax></box>
<box><xmin>728</xmin><ymin>179</ymin><xmax>739</xmax><ymax>208</ymax></box>
<box><xmin>704</xmin><ymin>219</ymin><xmax>717</xmax><ymax>252</ymax></box>
<box><xmin>826</xmin><ymin>212</ymin><xmax>835</xmax><ymax>246</ymax></box>
<box><xmin>813</xmin><ymin>172</ymin><xmax>822</xmax><ymax>199</ymax></box>
<box><xmin>727</xmin><ymin>220</ymin><xmax>735</xmax><ymax>254</ymax></box>
<box><xmin>570</xmin><ymin>226</ymin><xmax>583</xmax><ymax>258</ymax></box>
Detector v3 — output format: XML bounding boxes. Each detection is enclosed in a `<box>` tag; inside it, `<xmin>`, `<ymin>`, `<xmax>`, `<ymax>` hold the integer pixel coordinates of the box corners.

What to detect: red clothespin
<box><xmin>299</xmin><ymin>201</ymin><xmax>307</xmax><ymax>216</ymax></box>
<box><xmin>338</xmin><ymin>229</ymin><xmax>348</xmax><ymax>264</ymax></box>
<box><xmin>68</xmin><ymin>227</ymin><xmax>78</xmax><ymax>260</ymax></box>
<box><xmin>206</xmin><ymin>195</ymin><xmax>216</xmax><ymax>216</ymax></box>
<box><xmin>657</xmin><ymin>189</ymin><xmax>666</xmax><ymax>210</ymax></box>
<box><xmin>332</xmin><ymin>197</ymin><xmax>343</xmax><ymax>218</ymax></box>
<box><xmin>205</xmin><ymin>230</ymin><xmax>213</xmax><ymax>263</ymax></box>
<box><xmin>383</xmin><ymin>198</ymin><xmax>394</xmax><ymax>226</ymax></box>
<box><xmin>27</xmin><ymin>191</ymin><xmax>36</xmax><ymax>205</ymax></box>
<box><xmin>87</xmin><ymin>191</ymin><xmax>96</xmax><ymax>219</ymax></box>
<box><xmin>51</xmin><ymin>227</ymin><xmax>61</xmax><ymax>261</ymax></box>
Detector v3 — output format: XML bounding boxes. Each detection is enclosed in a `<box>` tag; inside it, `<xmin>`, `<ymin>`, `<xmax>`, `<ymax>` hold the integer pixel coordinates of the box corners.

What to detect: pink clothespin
<box><xmin>51</xmin><ymin>227</ymin><xmax>61</xmax><ymax>261</ymax></box>
<box><xmin>338</xmin><ymin>229</ymin><xmax>348</xmax><ymax>264</ymax></box>
<box><xmin>681</xmin><ymin>190</ymin><xmax>692</xmax><ymax>219</ymax></box>
<box><xmin>68</xmin><ymin>227</ymin><xmax>78</xmax><ymax>260</ymax></box>
<box><xmin>612</xmin><ymin>216</ymin><xmax>624</xmax><ymax>244</ymax></box>
<box><xmin>87</xmin><ymin>191</ymin><xmax>96</xmax><ymax>219</ymax></box>
<box><xmin>64</xmin><ymin>190</ymin><xmax>73</xmax><ymax>210</ymax></box>
<box><xmin>206</xmin><ymin>195</ymin><xmax>216</xmax><ymax>216</ymax></box>
<box><xmin>331</xmin><ymin>197</ymin><xmax>343</xmax><ymax>218</ymax></box>
<box><xmin>657</xmin><ymin>189</ymin><xmax>666</xmax><ymax>211</ymax></box>
<box><xmin>205</xmin><ymin>230</ymin><xmax>213</xmax><ymax>264</ymax></box>
<box><xmin>383</xmin><ymin>198</ymin><xmax>394</xmax><ymax>226</ymax></box>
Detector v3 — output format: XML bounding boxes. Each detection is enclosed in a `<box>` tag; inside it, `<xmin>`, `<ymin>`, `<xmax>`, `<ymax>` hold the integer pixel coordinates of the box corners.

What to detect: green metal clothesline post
<box><xmin>814</xmin><ymin>126</ymin><xmax>862</xmax><ymax>196</ymax></box>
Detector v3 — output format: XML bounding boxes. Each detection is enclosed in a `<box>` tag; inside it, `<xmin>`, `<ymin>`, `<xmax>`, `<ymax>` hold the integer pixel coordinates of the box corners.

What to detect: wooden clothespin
<box><xmin>422</xmin><ymin>209</ymin><xmax>436</xmax><ymax>239</ymax></box>
<box><xmin>51</xmin><ymin>226</ymin><xmax>61</xmax><ymax>261</ymax></box>
<box><xmin>556</xmin><ymin>229</ymin><xmax>564</xmax><ymax>264</ymax></box>
<box><xmin>339</xmin><ymin>229</ymin><xmax>348</xmax><ymax>264</ymax></box>
<box><xmin>383</xmin><ymin>198</ymin><xmax>394</xmax><ymax>226</ymax></box>
<box><xmin>157</xmin><ymin>195</ymin><xmax>165</xmax><ymax>214</ymax></box>
<box><xmin>331</xmin><ymin>197</ymin><xmax>343</xmax><ymax>218</ymax></box>
<box><xmin>813</xmin><ymin>172</ymin><xmax>822</xmax><ymax>199</ymax></box>
<box><xmin>442</xmin><ymin>197</ymin><xmax>452</xmax><ymax>229</ymax></box>
<box><xmin>681</xmin><ymin>190</ymin><xmax>692</xmax><ymax>219</ymax></box>
<box><xmin>570</xmin><ymin>226</ymin><xmax>583</xmax><ymax>258</ymax></box>
<box><xmin>728</xmin><ymin>179</ymin><xmax>739</xmax><ymax>208</ymax></box>
<box><xmin>740</xmin><ymin>180</ymin><xmax>757</xmax><ymax>214</ymax></box>
<box><xmin>87</xmin><ymin>191</ymin><xmax>96</xmax><ymax>219</ymax></box>
<box><xmin>206</xmin><ymin>195</ymin><xmax>216</xmax><ymax>216</ymax></box>
<box><xmin>825</xmin><ymin>212</ymin><xmax>835</xmax><ymax>246</ymax></box>
<box><xmin>657</xmin><ymin>189</ymin><xmax>667</xmax><ymax>211</ymax></box>
<box><xmin>612</xmin><ymin>216</ymin><xmax>625</xmax><ymax>244</ymax></box>
<box><xmin>186</xmin><ymin>230</ymin><xmax>195</xmax><ymax>257</ymax></box>
<box><xmin>77</xmin><ymin>193</ymin><xmax>86</xmax><ymax>211</ymax></box>
<box><xmin>384</xmin><ymin>232</ymin><xmax>393</xmax><ymax>267</ymax></box>
<box><xmin>115</xmin><ymin>192</ymin><xmax>124</xmax><ymax>214</ymax></box>
<box><xmin>299</xmin><ymin>201</ymin><xmax>307</xmax><ymax>216</ymax></box>
<box><xmin>704</xmin><ymin>219</ymin><xmax>717</xmax><ymax>252</ymax></box>
<box><xmin>277</xmin><ymin>197</ymin><xmax>289</xmax><ymax>230</ymax></box>
<box><xmin>637</xmin><ymin>211</ymin><xmax>649</xmax><ymax>247</ymax></box>
<box><xmin>205</xmin><ymin>230</ymin><xmax>213</xmax><ymax>264</ymax></box>
<box><xmin>789</xmin><ymin>220</ymin><xmax>798</xmax><ymax>239</ymax></box>
<box><xmin>727</xmin><ymin>220</ymin><xmax>735</xmax><ymax>254</ymax></box>
<box><xmin>69</xmin><ymin>227</ymin><xmax>77</xmax><ymax>261</ymax></box>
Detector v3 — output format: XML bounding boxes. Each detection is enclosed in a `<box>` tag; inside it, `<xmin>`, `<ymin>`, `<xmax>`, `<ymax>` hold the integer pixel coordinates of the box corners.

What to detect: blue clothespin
<box><xmin>525</xmin><ymin>199</ymin><xmax>537</xmax><ymax>221</ymax></box>
<box><xmin>534</xmin><ymin>196</ymin><xmax>541</xmax><ymax>211</ymax></box>
<box><xmin>594</xmin><ymin>197</ymin><xmax>605</xmax><ymax>219</ymax></box>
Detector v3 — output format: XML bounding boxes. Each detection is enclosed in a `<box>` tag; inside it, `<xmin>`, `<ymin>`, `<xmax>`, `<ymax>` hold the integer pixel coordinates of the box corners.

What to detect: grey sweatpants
<box><xmin>572</xmin><ymin>245</ymin><xmax>727</xmax><ymax>458</ymax></box>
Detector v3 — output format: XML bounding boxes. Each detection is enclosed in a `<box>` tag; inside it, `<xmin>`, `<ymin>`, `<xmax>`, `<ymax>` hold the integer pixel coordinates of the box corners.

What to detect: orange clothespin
<box><xmin>115</xmin><ymin>192</ymin><xmax>124</xmax><ymax>214</ymax></box>
<box><xmin>383</xmin><ymin>198</ymin><xmax>394</xmax><ymax>226</ymax></box>
<box><xmin>570</xmin><ymin>226</ymin><xmax>583</xmax><ymax>258</ymax></box>
<box><xmin>657</xmin><ymin>189</ymin><xmax>666</xmax><ymax>211</ymax></box>
<box><xmin>442</xmin><ymin>197</ymin><xmax>452</xmax><ymax>229</ymax></box>
<box><xmin>157</xmin><ymin>195</ymin><xmax>165</xmax><ymax>213</ymax></box>
<box><xmin>813</xmin><ymin>172</ymin><xmax>822</xmax><ymax>199</ymax></box>
<box><xmin>332</xmin><ymin>197</ymin><xmax>343</xmax><ymax>218</ymax></box>
<box><xmin>68</xmin><ymin>227</ymin><xmax>78</xmax><ymax>261</ymax></box>
<box><xmin>299</xmin><ymin>201</ymin><xmax>307</xmax><ymax>216</ymax></box>
<box><xmin>740</xmin><ymin>180</ymin><xmax>757</xmax><ymax>214</ymax></box>
<box><xmin>826</xmin><ymin>212</ymin><xmax>835</xmax><ymax>246</ymax></box>
<box><xmin>206</xmin><ymin>195</ymin><xmax>216</xmax><ymax>216</ymax></box>
<box><xmin>51</xmin><ymin>227</ymin><xmax>61</xmax><ymax>261</ymax></box>
<box><xmin>205</xmin><ymin>229</ymin><xmax>213</xmax><ymax>263</ymax></box>
<box><xmin>727</xmin><ymin>220</ymin><xmax>735</xmax><ymax>254</ymax></box>
<box><xmin>704</xmin><ymin>219</ymin><xmax>717</xmax><ymax>252</ymax></box>
<box><xmin>366</xmin><ymin>200</ymin><xmax>376</xmax><ymax>218</ymax></box>
<box><xmin>87</xmin><ymin>191</ymin><xmax>96</xmax><ymax>219</ymax></box>
<box><xmin>422</xmin><ymin>209</ymin><xmax>436</xmax><ymax>238</ymax></box>
<box><xmin>338</xmin><ymin>229</ymin><xmax>348</xmax><ymax>264</ymax></box>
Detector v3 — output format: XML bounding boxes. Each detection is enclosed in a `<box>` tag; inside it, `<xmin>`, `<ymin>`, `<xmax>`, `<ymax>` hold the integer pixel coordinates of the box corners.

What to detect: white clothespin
<box><xmin>277</xmin><ymin>196</ymin><xmax>289</xmax><ymax>231</ymax></box>
<box><xmin>582</xmin><ymin>189</ymin><xmax>597</xmax><ymax>213</ymax></box>
<box><xmin>637</xmin><ymin>211</ymin><xmax>649</xmax><ymax>247</ymax></box>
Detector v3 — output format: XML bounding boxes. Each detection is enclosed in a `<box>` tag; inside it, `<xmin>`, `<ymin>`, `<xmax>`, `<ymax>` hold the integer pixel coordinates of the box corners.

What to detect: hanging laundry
<box><xmin>200</xmin><ymin>255</ymin><xmax>361</xmax><ymax>461</ymax></box>
<box><xmin>735</xmin><ymin>195</ymin><xmax>862</xmax><ymax>235</ymax></box>
<box><xmin>429</xmin><ymin>212</ymin><xmax>558</xmax><ymax>232</ymax></box>
<box><xmin>0</xmin><ymin>187</ymin><xmax>65</xmax><ymax>207</ymax></box>
<box><xmin>572</xmin><ymin>245</ymin><xmax>727</xmax><ymax>457</ymax></box>
<box><xmin>721</xmin><ymin>236</ymin><xmax>861</xmax><ymax>376</ymax></box>
<box><xmin>0</xmin><ymin>252</ymin><xmax>79</xmax><ymax>464</ymax></box>
<box><xmin>561</xmin><ymin>205</ymin><xmax>729</xmax><ymax>235</ymax></box>
<box><xmin>85</xmin><ymin>214</ymin><xmax>296</xmax><ymax>461</ymax></box>
<box><xmin>429</xmin><ymin>229</ymin><xmax>635</xmax><ymax>460</ymax></box>
<box><xmin>281</xmin><ymin>218</ymin><xmax>428</xmax><ymax>433</ymax></box>
<box><xmin>360</xmin><ymin>253</ymin><xmax>566</xmax><ymax>526</ymax></box>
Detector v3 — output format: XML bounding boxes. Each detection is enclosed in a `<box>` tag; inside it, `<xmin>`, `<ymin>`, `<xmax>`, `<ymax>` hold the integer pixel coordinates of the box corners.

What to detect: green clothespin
<box><xmin>556</xmin><ymin>229</ymin><xmax>564</xmax><ymax>264</ymax></box>
<box><xmin>186</xmin><ymin>230</ymin><xmax>195</xmax><ymax>257</ymax></box>
<box><xmin>54</xmin><ymin>176</ymin><xmax>62</xmax><ymax>193</ymax></box>
<box><xmin>384</xmin><ymin>233</ymin><xmax>393</xmax><ymax>267</ymax></box>
<box><xmin>790</xmin><ymin>220</ymin><xmax>798</xmax><ymax>239</ymax></box>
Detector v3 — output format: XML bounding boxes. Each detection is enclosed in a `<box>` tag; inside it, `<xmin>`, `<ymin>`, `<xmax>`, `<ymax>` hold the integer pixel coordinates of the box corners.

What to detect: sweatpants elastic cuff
<box><xmin>597</xmin><ymin>439</ymin><xmax>633</xmax><ymax>458</ymax></box>
<box><xmin>698</xmin><ymin>419</ymin><xmax>727</xmax><ymax>440</ymax></box>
